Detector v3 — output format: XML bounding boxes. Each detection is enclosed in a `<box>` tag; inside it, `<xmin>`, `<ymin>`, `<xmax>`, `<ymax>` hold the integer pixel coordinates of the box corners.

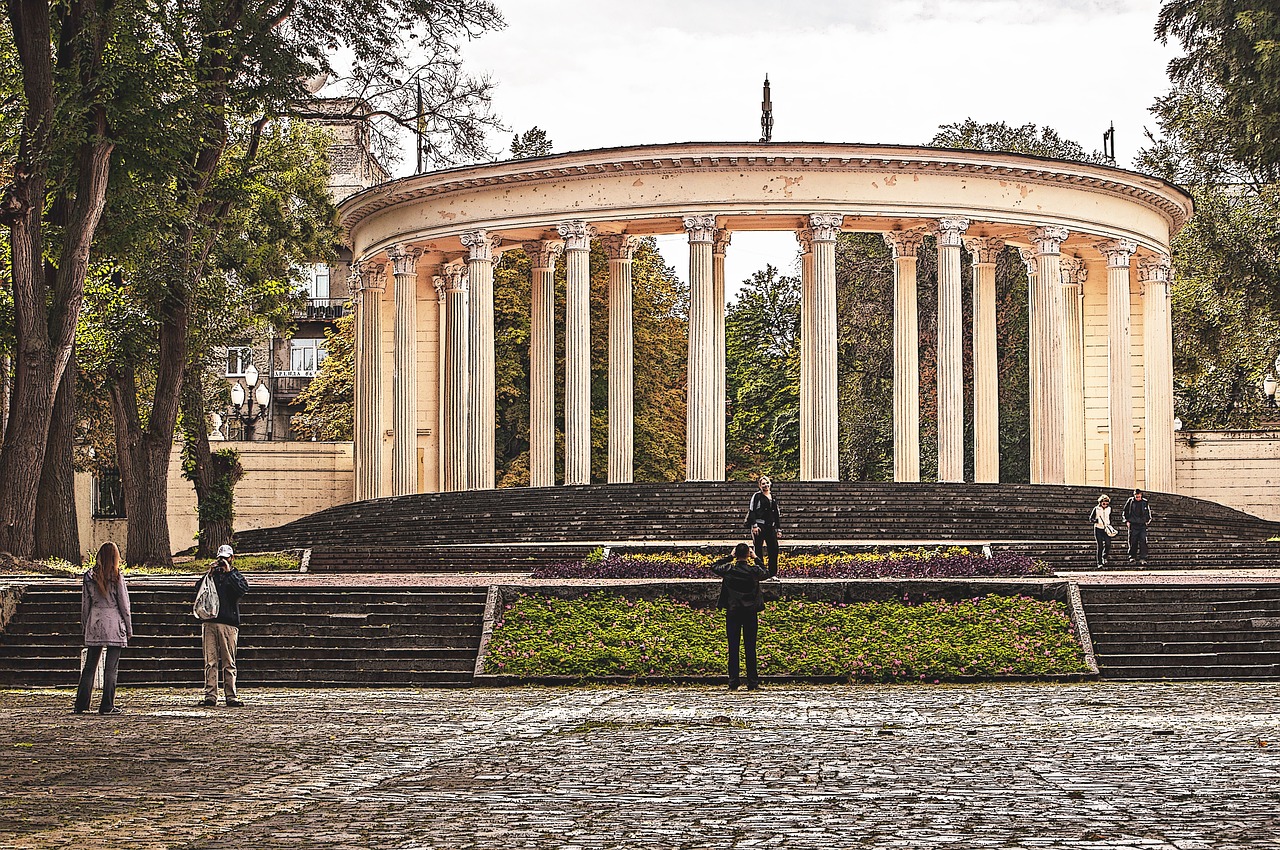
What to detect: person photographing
<box><xmin>196</xmin><ymin>544</ymin><xmax>249</xmax><ymax>707</ymax></box>
<box><xmin>709</xmin><ymin>543</ymin><xmax>770</xmax><ymax>691</ymax></box>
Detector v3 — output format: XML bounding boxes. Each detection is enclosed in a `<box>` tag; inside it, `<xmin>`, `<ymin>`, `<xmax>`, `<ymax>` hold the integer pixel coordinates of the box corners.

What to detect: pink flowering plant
<box><xmin>483</xmin><ymin>592</ymin><xmax>1088</xmax><ymax>680</ymax></box>
<box><xmin>531</xmin><ymin>547</ymin><xmax>1050</xmax><ymax>580</ymax></box>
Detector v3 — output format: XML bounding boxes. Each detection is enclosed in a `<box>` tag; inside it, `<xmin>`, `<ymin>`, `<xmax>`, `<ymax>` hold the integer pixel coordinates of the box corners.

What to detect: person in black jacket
<box><xmin>744</xmin><ymin>476</ymin><xmax>781</xmax><ymax>578</ymax></box>
<box><xmin>196</xmin><ymin>544</ymin><xmax>250</xmax><ymax>707</ymax></box>
<box><xmin>1122</xmin><ymin>488</ymin><xmax>1154</xmax><ymax>566</ymax></box>
<box><xmin>710</xmin><ymin>543</ymin><xmax>771</xmax><ymax>691</ymax></box>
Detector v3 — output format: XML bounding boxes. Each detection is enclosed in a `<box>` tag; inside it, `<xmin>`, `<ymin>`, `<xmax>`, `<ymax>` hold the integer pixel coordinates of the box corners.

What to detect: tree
<box><xmin>931</xmin><ymin>119</ymin><xmax>1109</xmax><ymax>163</ymax></box>
<box><xmin>292</xmin><ymin>312</ymin><xmax>355</xmax><ymax>441</ymax></box>
<box><xmin>510</xmin><ymin>126</ymin><xmax>552</xmax><ymax>159</ymax></box>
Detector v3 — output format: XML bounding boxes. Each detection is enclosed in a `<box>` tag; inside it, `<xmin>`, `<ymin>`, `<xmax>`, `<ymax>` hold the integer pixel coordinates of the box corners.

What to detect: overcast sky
<box><xmin>456</xmin><ymin>0</ymin><xmax>1179</xmax><ymax>293</ymax></box>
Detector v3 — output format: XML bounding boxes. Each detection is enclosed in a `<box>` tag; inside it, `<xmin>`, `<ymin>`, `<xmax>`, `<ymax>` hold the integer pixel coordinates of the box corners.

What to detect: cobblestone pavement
<box><xmin>2</xmin><ymin>683</ymin><xmax>1279</xmax><ymax>849</ymax></box>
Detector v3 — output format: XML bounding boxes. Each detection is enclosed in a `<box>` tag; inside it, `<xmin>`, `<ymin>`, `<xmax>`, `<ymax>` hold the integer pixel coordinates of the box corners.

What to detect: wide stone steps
<box><xmin>1079</xmin><ymin>584</ymin><xmax>1280</xmax><ymax>680</ymax></box>
<box><xmin>0</xmin><ymin>584</ymin><xmax>488</xmax><ymax>688</ymax></box>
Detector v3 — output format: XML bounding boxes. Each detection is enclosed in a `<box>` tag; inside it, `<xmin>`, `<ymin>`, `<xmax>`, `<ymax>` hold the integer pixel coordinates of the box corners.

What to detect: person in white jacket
<box><xmin>1088</xmin><ymin>495</ymin><xmax>1115</xmax><ymax>568</ymax></box>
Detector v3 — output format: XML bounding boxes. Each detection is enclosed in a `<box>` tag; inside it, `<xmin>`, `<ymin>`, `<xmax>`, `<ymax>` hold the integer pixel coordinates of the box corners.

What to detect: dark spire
<box><xmin>760</xmin><ymin>75</ymin><xmax>774</xmax><ymax>143</ymax></box>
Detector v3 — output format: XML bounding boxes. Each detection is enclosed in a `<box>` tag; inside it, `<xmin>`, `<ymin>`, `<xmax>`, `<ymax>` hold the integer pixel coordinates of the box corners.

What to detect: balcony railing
<box><xmin>297</xmin><ymin>297</ymin><xmax>346</xmax><ymax>320</ymax></box>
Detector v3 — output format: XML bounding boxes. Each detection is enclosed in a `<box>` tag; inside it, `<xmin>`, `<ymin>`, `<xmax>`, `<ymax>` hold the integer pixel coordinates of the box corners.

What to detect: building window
<box><xmin>305</xmin><ymin>264</ymin><xmax>330</xmax><ymax>300</ymax></box>
<box><xmin>93</xmin><ymin>470</ymin><xmax>126</xmax><ymax>519</ymax></box>
<box><xmin>226</xmin><ymin>347</ymin><xmax>253</xmax><ymax>377</ymax></box>
<box><xmin>288</xmin><ymin>338</ymin><xmax>327</xmax><ymax>376</ymax></box>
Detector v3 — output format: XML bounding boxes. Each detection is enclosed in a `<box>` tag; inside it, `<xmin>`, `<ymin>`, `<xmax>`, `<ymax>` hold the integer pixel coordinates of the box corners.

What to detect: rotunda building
<box><xmin>336</xmin><ymin>142</ymin><xmax>1192</xmax><ymax>500</ymax></box>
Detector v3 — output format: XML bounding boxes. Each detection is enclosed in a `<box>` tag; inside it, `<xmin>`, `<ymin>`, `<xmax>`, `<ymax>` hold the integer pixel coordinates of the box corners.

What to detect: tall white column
<box><xmin>712</xmin><ymin>228</ymin><xmax>731</xmax><ymax>481</ymax></box>
<box><xmin>685</xmin><ymin>214</ymin><xmax>717</xmax><ymax>481</ymax></box>
<box><xmin>797</xmin><ymin>228</ymin><xmax>815</xmax><ymax>479</ymax></box>
<box><xmin>524</xmin><ymin>240</ymin><xmax>563</xmax><ymax>488</ymax></box>
<box><xmin>1030</xmin><ymin>226</ymin><xmax>1070</xmax><ymax>485</ymax></box>
<box><xmin>809</xmin><ymin>213</ymin><xmax>843</xmax><ymax>481</ymax></box>
<box><xmin>349</xmin><ymin>264</ymin><xmax>368</xmax><ymax>498</ymax></box>
<box><xmin>388</xmin><ymin>245</ymin><xmax>422</xmax><ymax>497</ymax></box>
<box><xmin>885</xmin><ymin>230</ymin><xmax>925</xmax><ymax>482</ymax></box>
<box><xmin>1019</xmin><ymin>248</ymin><xmax>1042</xmax><ymax>482</ymax></box>
<box><xmin>558</xmin><ymin>220</ymin><xmax>594</xmax><ymax>486</ymax></box>
<box><xmin>935</xmin><ymin>217</ymin><xmax>969</xmax><ymax>483</ymax></box>
<box><xmin>433</xmin><ymin>270</ymin><xmax>447</xmax><ymax>492</ymax></box>
<box><xmin>965</xmin><ymin>236</ymin><xmax>1003</xmax><ymax>483</ymax></box>
<box><xmin>1060</xmin><ymin>255</ymin><xmax>1088</xmax><ymax>485</ymax></box>
<box><xmin>354</xmin><ymin>260</ymin><xmax>386</xmax><ymax>501</ymax></box>
<box><xmin>461</xmin><ymin>230</ymin><xmax>500</xmax><ymax>490</ymax></box>
<box><xmin>1140</xmin><ymin>254</ymin><xmax>1175</xmax><ymax>491</ymax></box>
<box><xmin>601</xmin><ymin>235</ymin><xmax>639</xmax><ymax>484</ymax></box>
<box><xmin>442</xmin><ymin>264</ymin><xmax>470</xmax><ymax>492</ymax></box>
<box><xmin>1099</xmin><ymin>239</ymin><xmax>1137</xmax><ymax>488</ymax></box>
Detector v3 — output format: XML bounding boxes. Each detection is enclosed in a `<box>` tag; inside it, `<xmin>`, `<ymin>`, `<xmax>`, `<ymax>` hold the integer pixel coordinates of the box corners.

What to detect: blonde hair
<box><xmin>94</xmin><ymin>542</ymin><xmax>121</xmax><ymax>596</ymax></box>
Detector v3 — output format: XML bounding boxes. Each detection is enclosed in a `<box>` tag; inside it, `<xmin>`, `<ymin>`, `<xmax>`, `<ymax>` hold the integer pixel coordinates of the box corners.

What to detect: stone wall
<box><xmin>1176</xmin><ymin>430</ymin><xmax>1280</xmax><ymax>521</ymax></box>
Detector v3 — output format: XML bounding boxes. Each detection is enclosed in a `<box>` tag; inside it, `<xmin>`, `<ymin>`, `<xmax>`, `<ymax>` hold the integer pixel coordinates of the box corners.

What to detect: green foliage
<box><xmin>181</xmin><ymin>445</ymin><xmax>244</xmax><ymax>527</ymax></box>
<box><xmin>292</xmin><ymin>311</ymin><xmax>355</xmax><ymax>440</ymax></box>
<box><xmin>930</xmin><ymin>119</ymin><xmax>1108</xmax><ymax>163</ymax></box>
<box><xmin>484</xmin><ymin>592</ymin><xmax>1088</xmax><ymax>680</ymax></box>
<box><xmin>510</xmin><ymin>127</ymin><xmax>552</xmax><ymax>158</ymax></box>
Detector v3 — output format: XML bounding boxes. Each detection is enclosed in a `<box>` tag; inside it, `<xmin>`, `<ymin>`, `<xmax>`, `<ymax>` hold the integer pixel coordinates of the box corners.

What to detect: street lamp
<box><xmin>227</xmin><ymin>361</ymin><xmax>271</xmax><ymax>439</ymax></box>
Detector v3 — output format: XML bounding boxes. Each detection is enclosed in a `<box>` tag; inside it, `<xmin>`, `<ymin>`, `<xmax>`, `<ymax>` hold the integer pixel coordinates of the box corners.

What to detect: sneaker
<box><xmin>98</xmin><ymin>707</ymin><xmax>122</xmax><ymax>715</ymax></box>
<box><xmin>198</xmin><ymin>698</ymin><xmax>217</xmax><ymax>707</ymax></box>
<box><xmin>225</xmin><ymin>699</ymin><xmax>245</xmax><ymax>707</ymax></box>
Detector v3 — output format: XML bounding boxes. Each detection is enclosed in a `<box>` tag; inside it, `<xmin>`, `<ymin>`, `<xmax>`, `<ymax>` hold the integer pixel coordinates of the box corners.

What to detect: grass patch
<box><xmin>4</xmin><ymin>552</ymin><xmax>300</xmax><ymax>577</ymax></box>
<box><xmin>484</xmin><ymin>592</ymin><xmax>1088</xmax><ymax>681</ymax></box>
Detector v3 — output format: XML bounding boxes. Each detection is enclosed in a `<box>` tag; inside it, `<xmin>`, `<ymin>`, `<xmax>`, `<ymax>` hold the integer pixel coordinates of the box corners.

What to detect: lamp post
<box><xmin>1263</xmin><ymin>374</ymin><xmax>1278</xmax><ymax>407</ymax></box>
<box><xmin>227</xmin><ymin>362</ymin><xmax>271</xmax><ymax>440</ymax></box>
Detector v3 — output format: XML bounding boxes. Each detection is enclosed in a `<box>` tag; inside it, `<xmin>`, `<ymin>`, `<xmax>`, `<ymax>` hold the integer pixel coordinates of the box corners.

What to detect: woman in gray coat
<box><xmin>74</xmin><ymin>541</ymin><xmax>133</xmax><ymax>715</ymax></box>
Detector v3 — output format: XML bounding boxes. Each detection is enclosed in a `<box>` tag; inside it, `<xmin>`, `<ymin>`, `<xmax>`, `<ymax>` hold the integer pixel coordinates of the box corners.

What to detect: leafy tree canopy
<box><xmin>510</xmin><ymin>126</ymin><xmax>552</xmax><ymax>159</ymax></box>
<box><xmin>931</xmin><ymin>119</ymin><xmax>1109</xmax><ymax>164</ymax></box>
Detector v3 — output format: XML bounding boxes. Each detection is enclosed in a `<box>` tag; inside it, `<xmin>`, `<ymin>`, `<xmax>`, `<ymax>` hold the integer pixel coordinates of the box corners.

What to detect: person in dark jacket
<box><xmin>744</xmin><ymin>476</ymin><xmax>781</xmax><ymax>578</ymax></box>
<box><xmin>1122</xmin><ymin>489</ymin><xmax>1154</xmax><ymax>566</ymax></box>
<box><xmin>710</xmin><ymin>543</ymin><xmax>770</xmax><ymax>691</ymax></box>
<box><xmin>74</xmin><ymin>541</ymin><xmax>132</xmax><ymax>715</ymax></box>
<box><xmin>197</xmin><ymin>544</ymin><xmax>249</xmax><ymax>707</ymax></box>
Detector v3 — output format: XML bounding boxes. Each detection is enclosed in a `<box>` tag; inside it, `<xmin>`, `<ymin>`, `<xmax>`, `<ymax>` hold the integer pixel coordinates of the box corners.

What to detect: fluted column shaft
<box><xmin>966</xmin><ymin>237</ymin><xmax>1003</xmax><ymax>483</ymax></box>
<box><xmin>1101</xmin><ymin>240</ymin><xmax>1137</xmax><ymax>487</ymax></box>
<box><xmin>525</xmin><ymin>240</ymin><xmax>562</xmax><ymax>488</ymax></box>
<box><xmin>809</xmin><ymin>214</ymin><xmax>843</xmax><ymax>481</ymax></box>
<box><xmin>1031</xmin><ymin>226</ymin><xmax>1070</xmax><ymax>484</ymax></box>
<box><xmin>1060</xmin><ymin>256</ymin><xmax>1088</xmax><ymax>485</ymax></box>
<box><xmin>559</xmin><ymin>221</ymin><xmax>594</xmax><ymax>486</ymax></box>
<box><xmin>461</xmin><ymin>230</ymin><xmax>499</xmax><ymax>490</ymax></box>
<box><xmin>685</xmin><ymin>215</ymin><xmax>717</xmax><ymax>481</ymax></box>
<box><xmin>602</xmin><ymin>235</ymin><xmax>639</xmax><ymax>483</ymax></box>
<box><xmin>354</xmin><ymin>261</ymin><xmax>386</xmax><ymax>501</ymax></box>
<box><xmin>1141</xmin><ymin>256</ymin><xmax>1175</xmax><ymax>491</ymax></box>
<box><xmin>433</xmin><ymin>273</ymin><xmax>447</xmax><ymax>491</ymax></box>
<box><xmin>797</xmin><ymin>231</ymin><xmax>815</xmax><ymax>479</ymax></box>
<box><xmin>389</xmin><ymin>246</ymin><xmax>421</xmax><ymax>496</ymax></box>
<box><xmin>1020</xmin><ymin>249</ymin><xmax>1042</xmax><ymax>482</ymax></box>
<box><xmin>935</xmin><ymin>218</ymin><xmax>969</xmax><ymax>482</ymax></box>
<box><xmin>712</xmin><ymin>229</ymin><xmax>731</xmax><ymax>480</ymax></box>
<box><xmin>442</xmin><ymin>265</ymin><xmax>470</xmax><ymax>492</ymax></box>
<box><xmin>886</xmin><ymin>231</ymin><xmax>924</xmax><ymax>482</ymax></box>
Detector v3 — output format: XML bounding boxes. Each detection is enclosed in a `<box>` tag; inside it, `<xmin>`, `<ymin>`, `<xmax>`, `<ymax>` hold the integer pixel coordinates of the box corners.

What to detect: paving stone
<box><xmin>1</xmin><ymin>683</ymin><xmax>1279</xmax><ymax>848</ymax></box>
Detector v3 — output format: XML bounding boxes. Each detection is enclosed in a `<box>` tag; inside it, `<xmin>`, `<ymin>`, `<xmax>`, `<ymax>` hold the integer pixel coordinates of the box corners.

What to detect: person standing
<box><xmin>198</xmin><ymin>544</ymin><xmax>249</xmax><ymax>707</ymax></box>
<box><xmin>1088</xmin><ymin>494</ymin><xmax>1115</xmax><ymax>568</ymax></box>
<box><xmin>744</xmin><ymin>476</ymin><xmax>781</xmax><ymax>578</ymax></box>
<box><xmin>74</xmin><ymin>542</ymin><xmax>132</xmax><ymax>715</ymax></box>
<box><xmin>709</xmin><ymin>543</ymin><xmax>770</xmax><ymax>691</ymax></box>
<box><xmin>1123</xmin><ymin>488</ymin><xmax>1154</xmax><ymax>567</ymax></box>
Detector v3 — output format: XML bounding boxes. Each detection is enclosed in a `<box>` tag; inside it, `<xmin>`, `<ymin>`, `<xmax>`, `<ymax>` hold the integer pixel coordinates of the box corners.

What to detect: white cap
<box><xmin>216</xmin><ymin>544</ymin><xmax>234</xmax><ymax>558</ymax></box>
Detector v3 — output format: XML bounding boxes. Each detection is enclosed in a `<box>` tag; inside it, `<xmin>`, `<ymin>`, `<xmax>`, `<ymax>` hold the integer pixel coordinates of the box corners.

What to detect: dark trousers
<box><xmin>753</xmin><ymin>527</ymin><xmax>779</xmax><ymax>577</ymax></box>
<box><xmin>725</xmin><ymin>608</ymin><xmax>759</xmax><ymax>685</ymax></box>
<box><xmin>75</xmin><ymin>645</ymin><xmax>122</xmax><ymax>713</ymax></box>
<box><xmin>1128</xmin><ymin>525</ymin><xmax>1149</xmax><ymax>562</ymax></box>
<box><xmin>1093</xmin><ymin>527</ymin><xmax>1111</xmax><ymax>566</ymax></box>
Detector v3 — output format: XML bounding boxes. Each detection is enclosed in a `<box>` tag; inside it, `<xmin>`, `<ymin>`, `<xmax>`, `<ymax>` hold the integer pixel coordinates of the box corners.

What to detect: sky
<box><xmin>453</xmin><ymin>0</ymin><xmax>1180</xmax><ymax>294</ymax></box>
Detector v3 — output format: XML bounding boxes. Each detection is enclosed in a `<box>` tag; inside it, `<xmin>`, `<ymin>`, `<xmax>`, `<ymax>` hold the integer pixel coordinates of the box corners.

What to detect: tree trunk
<box><xmin>180</xmin><ymin>364</ymin><xmax>220</xmax><ymax>557</ymax></box>
<box><xmin>35</xmin><ymin>349</ymin><xmax>81</xmax><ymax>562</ymax></box>
<box><xmin>0</xmin><ymin>353</ymin><xmax>10</xmax><ymax>437</ymax></box>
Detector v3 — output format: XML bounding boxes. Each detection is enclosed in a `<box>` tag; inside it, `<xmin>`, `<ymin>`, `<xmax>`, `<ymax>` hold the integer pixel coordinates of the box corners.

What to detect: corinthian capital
<box><xmin>1029</xmin><ymin>225</ymin><xmax>1070</xmax><ymax>255</ymax></box>
<box><xmin>386</xmin><ymin>244</ymin><xmax>423</xmax><ymax>277</ymax></box>
<box><xmin>883</xmin><ymin>229</ymin><xmax>926</xmax><ymax>259</ymax></box>
<box><xmin>713</xmin><ymin>228</ymin><xmax>732</xmax><ymax>256</ymax></box>
<box><xmin>963</xmin><ymin>237</ymin><xmax>1005</xmax><ymax>265</ymax></box>
<box><xmin>460</xmin><ymin>230</ymin><xmax>501</xmax><ymax>263</ymax></box>
<box><xmin>442</xmin><ymin>264</ymin><xmax>468</xmax><ymax>293</ymax></box>
<box><xmin>431</xmin><ymin>268</ymin><xmax>447</xmax><ymax>302</ymax></box>
<box><xmin>1060</xmin><ymin>256</ymin><xmax>1088</xmax><ymax>287</ymax></box>
<box><xmin>682</xmin><ymin>214</ymin><xmax>717</xmax><ymax>243</ymax></box>
<box><xmin>933</xmin><ymin>217</ymin><xmax>970</xmax><ymax>248</ymax></box>
<box><xmin>523</xmin><ymin>240</ymin><xmax>564</xmax><ymax>270</ymax></box>
<box><xmin>1017</xmin><ymin>248</ymin><xmax>1037</xmax><ymax>277</ymax></box>
<box><xmin>808</xmin><ymin>213</ymin><xmax>845</xmax><ymax>242</ymax></box>
<box><xmin>1096</xmin><ymin>238</ymin><xmax>1137</xmax><ymax>268</ymax></box>
<box><xmin>600</xmin><ymin>234</ymin><xmax>642</xmax><ymax>262</ymax></box>
<box><xmin>795</xmin><ymin>228</ymin><xmax>813</xmax><ymax>254</ymax></box>
<box><xmin>356</xmin><ymin>260</ymin><xmax>387</xmax><ymax>293</ymax></box>
<box><xmin>557</xmin><ymin>220</ymin><xmax>596</xmax><ymax>252</ymax></box>
<box><xmin>1138</xmin><ymin>254</ymin><xmax>1172</xmax><ymax>284</ymax></box>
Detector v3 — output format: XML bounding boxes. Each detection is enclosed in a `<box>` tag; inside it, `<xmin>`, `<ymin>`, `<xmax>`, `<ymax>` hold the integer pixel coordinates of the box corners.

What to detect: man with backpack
<box><xmin>1123</xmin><ymin>489</ymin><xmax>1154</xmax><ymax>567</ymax></box>
<box><xmin>195</xmin><ymin>544</ymin><xmax>250</xmax><ymax>707</ymax></box>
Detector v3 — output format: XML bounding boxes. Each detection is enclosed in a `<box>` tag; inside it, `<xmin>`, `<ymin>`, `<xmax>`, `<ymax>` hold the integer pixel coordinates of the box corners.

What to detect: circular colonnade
<box><xmin>337</xmin><ymin>142</ymin><xmax>1192</xmax><ymax>501</ymax></box>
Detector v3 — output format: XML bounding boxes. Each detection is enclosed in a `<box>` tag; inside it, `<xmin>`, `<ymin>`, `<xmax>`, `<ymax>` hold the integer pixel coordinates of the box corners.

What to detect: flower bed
<box><xmin>530</xmin><ymin>547</ymin><xmax>1051</xmax><ymax>580</ymax></box>
<box><xmin>483</xmin><ymin>592</ymin><xmax>1088</xmax><ymax>681</ymax></box>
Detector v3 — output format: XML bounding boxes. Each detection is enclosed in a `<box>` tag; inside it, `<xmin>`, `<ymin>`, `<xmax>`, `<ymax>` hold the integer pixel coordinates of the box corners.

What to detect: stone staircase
<box><xmin>0</xmin><ymin>583</ymin><xmax>486</xmax><ymax>688</ymax></box>
<box><xmin>996</xmin><ymin>539</ymin><xmax>1280</xmax><ymax>572</ymax></box>
<box><xmin>1079</xmin><ymin>584</ymin><xmax>1280</xmax><ymax>679</ymax></box>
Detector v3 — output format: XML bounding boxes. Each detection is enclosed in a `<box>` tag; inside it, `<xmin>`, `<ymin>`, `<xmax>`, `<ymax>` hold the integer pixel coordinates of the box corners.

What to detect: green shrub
<box><xmin>484</xmin><ymin>592</ymin><xmax>1088</xmax><ymax>681</ymax></box>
